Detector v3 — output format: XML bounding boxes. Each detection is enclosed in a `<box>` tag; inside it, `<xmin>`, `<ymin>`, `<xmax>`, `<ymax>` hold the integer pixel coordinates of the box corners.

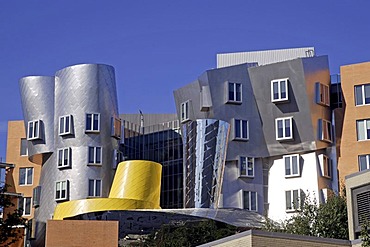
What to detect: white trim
<box><xmin>88</xmin><ymin>179</ymin><xmax>102</xmax><ymax>197</ymax></box>
<box><xmin>88</xmin><ymin>146</ymin><xmax>102</xmax><ymax>165</ymax></box>
<box><xmin>85</xmin><ymin>113</ymin><xmax>100</xmax><ymax>133</ymax></box>
<box><xmin>315</xmin><ymin>82</ymin><xmax>330</xmax><ymax>106</ymax></box>
<box><xmin>57</xmin><ymin>147</ymin><xmax>71</xmax><ymax>169</ymax></box>
<box><xmin>271</xmin><ymin>78</ymin><xmax>289</xmax><ymax>103</ymax></box>
<box><xmin>19</xmin><ymin>167</ymin><xmax>33</xmax><ymax>186</ymax></box>
<box><xmin>241</xmin><ymin>190</ymin><xmax>258</xmax><ymax>211</ymax></box>
<box><xmin>355</xmin><ymin>84</ymin><xmax>370</xmax><ymax>106</ymax></box>
<box><xmin>233</xmin><ymin>119</ymin><xmax>249</xmax><ymax>141</ymax></box>
<box><xmin>180</xmin><ymin>100</ymin><xmax>190</xmax><ymax>123</ymax></box>
<box><xmin>275</xmin><ymin>117</ymin><xmax>293</xmax><ymax>141</ymax></box>
<box><xmin>59</xmin><ymin>115</ymin><xmax>73</xmax><ymax>136</ymax></box>
<box><xmin>226</xmin><ymin>81</ymin><xmax>242</xmax><ymax>104</ymax></box>
<box><xmin>284</xmin><ymin>154</ymin><xmax>300</xmax><ymax>178</ymax></box>
<box><xmin>27</xmin><ymin>120</ymin><xmax>42</xmax><ymax>140</ymax></box>
<box><xmin>239</xmin><ymin>156</ymin><xmax>254</xmax><ymax>178</ymax></box>
<box><xmin>55</xmin><ymin>180</ymin><xmax>69</xmax><ymax>201</ymax></box>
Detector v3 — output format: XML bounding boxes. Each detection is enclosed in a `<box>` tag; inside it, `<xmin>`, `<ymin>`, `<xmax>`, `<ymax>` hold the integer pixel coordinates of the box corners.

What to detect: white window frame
<box><xmin>355</xmin><ymin>84</ymin><xmax>370</xmax><ymax>106</ymax></box>
<box><xmin>18</xmin><ymin>197</ymin><xmax>32</xmax><ymax>216</ymax></box>
<box><xmin>322</xmin><ymin>155</ymin><xmax>332</xmax><ymax>179</ymax></box>
<box><xmin>88</xmin><ymin>146</ymin><xmax>102</xmax><ymax>165</ymax></box>
<box><xmin>59</xmin><ymin>115</ymin><xmax>73</xmax><ymax>136</ymax></box>
<box><xmin>284</xmin><ymin>154</ymin><xmax>300</xmax><ymax>178</ymax></box>
<box><xmin>19</xmin><ymin>167</ymin><xmax>33</xmax><ymax>186</ymax></box>
<box><xmin>239</xmin><ymin>156</ymin><xmax>254</xmax><ymax>177</ymax></box>
<box><xmin>55</xmin><ymin>180</ymin><xmax>68</xmax><ymax>201</ymax></box>
<box><xmin>315</xmin><ymin>82</ymin><xmax>330</xmax><ymax>106</ymax></box>
<box><xmin>88</xmin><ymin>179</ymin><xmax>102</xmax><ymax>197</ymax></box>
<box><xmin>358</xmin><ymin>154</ymin><xmax>370</xmax><ymax>171</ymax></box>
<box><xmin>241</xmin><ymin>190</ymin><xmax>257</xmax><ymax>211</ymax></box>
<box><xmin>86</xmin><ymin>113</ymin><xmax>100</xmax><ymax>133</ymax></box>
<box><xmin>57</xmin><ymin>147</ymin><xmax>71</xmax><ymax>168</ymax></box>
<box><xmin>357</xmin><ymin>119</ymin><xmax>370</xmax><ymax>141</ymax></box>
<box><xmin>275</xmin><ymin>117</ymin><xmax>293</xmax><ymax>141</ymax></box>
<box><xmin>111</xmin><ymin>117</ymin><xmax>122</xmax><ymax>139</ymax></box>
<box><xmin>180</xmin><ymin>100</ymin><xmax>190</xmax><ymax>123</ymax></box>
<box><xmin>227</xmin><ymin>82</ymin><xmax>242</xmax><ymax>104</ymax></box>
<box><xmin>27</xmin><ymin>120</ymin><xmax>42</xmax><ymax>140</ymax></box>
<box><xmin>285</xmin><ymin>189</ymin><xmax>301</xmax><ymax>212</ymax></box>
<box><xmin>319</xmin><ymin>119</ymin><xmax>332</xmax><ymax>143</ymax></box>
<box><xmin>271</xmin><ymin>78</ymin><xmax>289</xmax><ymax>103</ymax></box>
<box><xmin>234</xmin><ymin>119</ymin><xmax>249</xmax><ymax>140</ymax></box>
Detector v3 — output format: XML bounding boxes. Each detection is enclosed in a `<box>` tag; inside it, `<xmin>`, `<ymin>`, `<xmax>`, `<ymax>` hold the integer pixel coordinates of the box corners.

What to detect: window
<box><xmin>180</xmin><ymin>101</ymin><xmax>190</xmax><ymax>122</ymax></box>
<box><xmin>113</xmin><ymin>149</ymin><xmax>124</xmax><ymax>169</ymax></box>
<box><xmin>359</xmin><ymin>154</ymin><xmax>370</xmax><ymax>171</ymax></box>
<box><xmin>55</xmin><ymin>180</ymin><xmax>68</xmax><ymax>201</ymax></box>
<box><xmin>88</xmin><ymin>179</ymin><xmax>102</xmax><ymax>197</ymax></box>
<box><xmin>88</xmin><ymin>146</ymin><xmax>102</xmax><ymax>165</ymax></box>
<box><xmin>357</xmin><ymin>119</ymin><xmax>370</xmax><ymax>141</ymax></box>
<box><xmin>315</xmin><ymin>82</ymin><xmax>330</xmax><ymax>106</ymax></box>
<box><xmin>20</xmin><ymin>138</ymin><xmax>28</xmax><ymax>156</ymax></box>
<box><xmin>86</xmin><ymin>113</ymin><xmax>100</xmax><ymax>132</ymax></box>
<box><xmin>59</xmin><ymin>115</ymin><xmax>73</xmax><ymax>136</ymax></box>
<box><xmin>33</xmin><ymin>186</ymin><xmax>41</xmax><ymax>207</ymax></box>
<box><xmin>58</xmin><ymin>148</ymin><xmax>71</xmax><ymax>168</ymax></box>
<box><xmin>227</xmin><ymin>82</ymin><xmax>242</xmax><ymax>103</ymax></box>
<box><xmin>239</xmin><ymin>157</ymin><xmax>254</xmax><ymax>177</ymax></box>
<box><xmin>275</xmin><ymin>117</ymin><xmax>293</xmax><ymax>140</ymax></box>
<box><xmin>271</xmin><ymin>78</ymin><xmax>289</xmax><ymax>102</ymax></box>
<box><xmin>286</xmin><ymin>189</ymin><xmax>301</xmax><ymax>211</ymax></box>
<box><xmin>111</xmin><ymin>117</ymin><xmax>122</xmax><ymax>139</ymax></box>
<box><xmin>318</xmin><ymin>119</ymin><xmax>332</xmax><ymax>143</ymax></box>
<box><xmin>242</xmin><ymin>191</ymin><xmax>257</xmax><ymax>211</ymax></box>
<box><xmin>284</xmin><ymin>154</ymin><xmax>300</xmax><ymax>177</ymax></box>
<box><xmin>27</xmin><ymin>120</ymin><xmax>42</xmax><ymax>140</ymax></box>
<box><xmin>19</xmin><ymin>167</ymin><xmax>33</xmax><ymax>186</ymax></box>
<box><xmin>234</xmin><ymin>119</ymin><xmax>248</xmax><ymax>140</ymax></box>
<box><xmin>18</xmin><ymin>197</ymin><xmax>32</xmax><ymax>216</ymax></box>
<box><xmin>355</xmin><ymin>84</ymin><xmax>370</xmax><ymax>106</ymax></box>
<box><xmin>322</xmin><ymin>155</ymin><xmax>332</xmax><ymax>179</ymax></box>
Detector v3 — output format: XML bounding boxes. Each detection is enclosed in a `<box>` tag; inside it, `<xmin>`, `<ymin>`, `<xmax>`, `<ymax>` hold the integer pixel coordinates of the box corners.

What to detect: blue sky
<box><xmin>0</xmin><ymin>1</ymin><xmax>369</xmax><ymax>159</ymax></box>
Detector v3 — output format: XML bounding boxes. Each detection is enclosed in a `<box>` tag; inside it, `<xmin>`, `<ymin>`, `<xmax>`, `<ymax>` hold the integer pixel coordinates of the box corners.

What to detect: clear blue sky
<box><xmin>0</xmin><ymin>1</ymin><xmax>369</xmax><ymax>159</ymax></box>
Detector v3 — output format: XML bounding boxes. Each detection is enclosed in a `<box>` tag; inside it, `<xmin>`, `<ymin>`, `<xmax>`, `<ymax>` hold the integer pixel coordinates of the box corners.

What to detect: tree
<box><xmin>0</xmin><ymin>184</ymin><xmax>27</xmax><ymax>246</ymax></box>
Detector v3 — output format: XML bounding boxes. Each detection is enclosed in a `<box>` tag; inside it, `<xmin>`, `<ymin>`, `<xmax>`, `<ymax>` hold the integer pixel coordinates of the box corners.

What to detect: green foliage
<box><xmin>0</xmin><ymin>184</ymin><xmax>27</xmax><ymax>246</ymax></box>
<box><xmin>360</xmin><ymin>219</ymin><xmax>370</xmax><ymax>247</ymax></box>
<box><xmin>143</xmin><ymin>220</ymin><xmax>238</xmax><ymax>247</ymax></box>
<box><xmin>263</xmin><ymin>192</ymin><xmax>349</xmax><ymax>240</ymax></box>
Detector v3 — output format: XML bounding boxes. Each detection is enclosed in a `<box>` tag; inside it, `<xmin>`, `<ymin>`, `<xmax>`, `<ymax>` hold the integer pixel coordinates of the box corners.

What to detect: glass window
<box><xmin>180</xmin><ymin>101</ymin><xmax>190</xmax><ymax>122</ymax></box>
<box><xmin>355</xmin><ymin>84</ymin><xmax>370</xmax><ymax>106</ymax></box>
<box><xmin>284</xmin><ymin>154</ymin><xmax>300</xmax><ymax>177</ymax></box>
<box><xmin>18</xmin><ymin>197</ymin><xmax>32</xmax><ymax>216</ymax></box>
<box><xmin>319</xmin><ymin>119</ymin><xmax>332</xmax><ymax>143</ymax></box>
<box><xmin>271</xmin><ymin>78</ymin><xmax>289</xmax><ymax>102</ymax></box>
<box><xmin>357</xmin><ymin>119</ymin><xmax>370</xmax><ymax>141</ymax></box>
<box><xmin>88</xmin><ymin>179</ymin><xmax>102</xmax><ymax>197</ymax></box>
<box><xmin>243</xmin><ymin>191</ymin><xmax>257</xmax><ymax>211</ymax></box>
<box><xmin>55</xmin><ymin>180</ymin><xmax>68</xmax><ymax>201</ymax></box>
<box><xmin>27</xmin><ymin>120</ymin><xmax>42</xmax><ymax>140</ymax></box>
<box><xmin>20</xmin><ymin>138</ymin><xmax>28</xmax><ymax>156</ymax></box>
<box><xmin>240</xmin><ymin>157</ymin><xmax>254</xmax><ymax>177</ymax></box>
<box><xmin>88</xmin><ymin>146</ymin><xmax>102</xmax><ymax>165</ymax></box>
<box><xmin>286</xmin><ymin>189</ymin><xmax>301</xmax><ymax>211</ymax></box>
<box><xmin>315</xmin><ymin>82</ymin><xmax>330</xmax><ymax>106</ymax></box>
<box><xmin>19</xmin><ymin>167</ymin><xmax>33</xmax><ymax>185</ymax></box>
<box><xmin>275</xmin><ymin>117</ymin><xmax>293</xmax><ymax>140</ymax></box>
<box><xmin>58</xmin><ymin>148</ymin><xmax>71</xmax><ymax>168</ymax></box>
<box><xmin>86</xmin><ymin>113</ymin><xmax>100</xmax><ymax>132</ymax></box>
<box><xmin>359</xmin><ymin>154</ymin><xmax>370</xmax><ymax>171</ymax></box>
<box><xmin>59</xmin><ymin>115</ymin><xmax>73</xmax><ymax>135</ymax></box>
<box><xmin>111</xmin><ymin>117</ymin><xmax>122</xmax><ymax>139</ymax></box>
<box><xmin>323</xmin><ymin>155</ymin><xmax>331</xmax><ymax>178</ymax></box>
<box><xmin>234</xmin><ymin>119</ymin><xmax>248</xmax><ymax>140</ymax></box>
<box><xmin>227</xmin><ymin>82</ymin><xmax>242</xmax><ymax>103</ymax></box>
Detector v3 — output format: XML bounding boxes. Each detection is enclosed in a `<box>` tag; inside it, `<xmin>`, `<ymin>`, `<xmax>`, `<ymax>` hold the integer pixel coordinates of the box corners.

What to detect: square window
<box><xmin>242</xmin><ymin>191</ymin><xmax>257</xmax><ymax>211</ymax></box>
<box><xmin>275</xmin><ymin>117</ymin><xmax>293</xmax><ymax>140</ymax></box>
<box><xmin>88</xmin><ymin>146</ymin><xmax>102</xmax><ymax>165</ymax></box>
<box><xmin>315</xmin><ymin>82</ymin><xmax>330</xmax><ymax>106</ymax></box>
<box><xmin>19</xmin><ymin>167</ymin><xmax>33</xmax><ymax>186</ymax></box>
<box><xmin>111</xmin><ymin>117</ymin><xmax>122</xmax><ymax>139</ymax></box>
<box><xmin>234</xmin><ymin>119</ymin><xmax>248</xmax><ymax>140</ymax></box>
<box><xmin>359</xmin><ymin>154</ymin><xmax>370</xmax><ymax>171</ymax></box>
<box><xmin>27</xmin><ymin>120</ymin><xmax>42</xmax><ymax>140</ymax></box>
<box><xmin>240</xmin><ymin>157</ymin><xmax>254</xmax><ymax>177</ymax></box>
<box><xmin>88</xmin><ymin>179</ymin><xmax>102</xmax><ymax>197</ymax></box>
<box><xmin>355</xmin><ymin>84</ymin><xmax>370</xmax><ymax>106</ymax></box>
<box><xmin>180</xmin><ymin>101</ymin><xmax>190</xmax><ymax>123</ymax></box>
<box><xmin>285</xmin><ymin>189</ymin><xmax>301</xmax><ymax>211</ymax></box>
<box><xmin>18</xmin><ymin>197</ymin><xmax>32</xmax><ymax>216</ymax></box>
<box><xmin>319</xmin><ymin>119</ymin><xmax>332</xmax><ymax>143</ymax></box>
<box><xmin>357</xmin><ymin>119</ymin><xmax>370</xmax><ymax>141</ymax></box>
<box><xmin>59</xmin><ymin>115</ymin><xmax>73</xmax><ymax>136</ymax></box>
<box><xmin>322</xmin><ymin>155</ymin><xmax>332</xmax><ymax>179</ymax></box>
<box><xmin>55</xmin><ymin>180</ymin><xmax>68</xmax><ymax>201</ymax></box>
<box><xmin>58</xmin><ymin>148</ymin><xmax>71</xmax><ymax>168</ymax></box>
<box><xmin>86</xmin><ymin>113</ymin><xmax>100</xmax><ymax>132</ymax></box>
<box><xmin>271</xmin><ymin>78</ymin><xmax>289</xmax><ymax>103</ymax></box>
<box><xmin>20</xmin><ymin>138</ymin><xmax>28</xmax><ymax>156</ymax></box>
<box><xmin>227</xmin><ymin>82</ymin><xmax>242</xmax><ymax>104</ymax></box>
<box><xmin>284</xmin><ymin>154</ymin><xmax>300</xmax><ymax>177</ymax></box>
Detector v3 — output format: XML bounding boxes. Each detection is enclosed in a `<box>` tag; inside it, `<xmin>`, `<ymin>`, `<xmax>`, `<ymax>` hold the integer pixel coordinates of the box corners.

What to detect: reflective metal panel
<box><xmin>183</xmin><ymin>119</ymin><xmax>229</xmax><ymax>209</ymax></box>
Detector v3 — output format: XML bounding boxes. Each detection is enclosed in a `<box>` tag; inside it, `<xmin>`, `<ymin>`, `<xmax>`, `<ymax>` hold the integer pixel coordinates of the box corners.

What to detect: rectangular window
<box><xmin>58</xmin><ymin>148</ymin><xmax>71</xmax><ymax>168</ymax></box>
<box><xmin>86</xmin><ymin>113</ymin><xmax>100</xmax><ymax>132</ymax></box>
<box><xmin>88</xmin><ymin>146</ymin><xmax>102</xmax><ymax>165</ymax></box>
<box><xmin>315</xmin><ymin>82</ymin><xmax>330</xmax><ymax>106</ymax></box>
<box><xmin>180</xmin><ymin>101</ymin><xmax>190</xmax><ymax>123</ymax></box>
<box><xmin>275</xmin><ymin>117</ymin><xmax>293</xmax><ymax>140</ymax></box>
<box><xmin>27</xmin><ymin>120</ymin><xmax>42</xmax><ymax>140</ymax></box>
<box><xmin>88</xmin><ymin>179</ymin><xmax>102</xmax><ymax>197</ymax></box>
<box><xmin>284</xmin><ymin>154</ymin><xmax>300</xmax><ymax>177</ymax></box>
<box><xmin>59</xmin><ymin>115</ymin><xmax>73</xmax><ymax>136</ymax></box>
<box><xmin>20</xmin><ymin>138</ymin><xmax>28</xmax><ymax>156</ymax></box>
<box><xmin>355</xmin><ymin>84</ymin><xmax>370</xmax><ymax>106</ymax></box>
<box><xmin>19</xmin><ymin>167</ymin><xmax>33</xmax><ymax>186</ymax></box>
<box><xmin>323</xmin><ymin>155</ymin><xmax>332</xmax><ymax>179</ymax></box>
<box><xmin>234</xmin><ymin>119</ymin><xmax>248</xmax><ymax>140</ymax></box>
<box><xmin>271</xmin><ymin>78</ymin><xmax>289</xmax><ymax>103</ymax></box>
<box><xmin>318</xmin><ymin>119</ymin><xmax>332</xmax><ymax>143</ymax></box>
<box><xmin>240</xmin><ymin>157</ymin><xmax>254</xmax><ymax>177</ymax></box>
<box><xmin>357</xmin><ymin>119</ymin><xmax>370</xmax><ymax>141</ymax></box>
<box><xmin>33</xmin><ymin>186</ymin><xmax>41</xmax><ymax>208</ymax></box>
<box><xmin>359</xmin><ymin>154</ymin><xmax>370</xmax><ymax>171</ymax></box>
<box><xmin>111</xmin><ymin>117</ymin><xmax>122</xmax><ymax>139</ymax></box>
<box><xmin>55</xmin><ymin>180</ymin><xmax>68</xmax><ymax>201</ymax></box>
<box><xmin>227</xmin><ymin>82</ymin><xmax>242</xmax><ymax>103</ymax></box>
<box><xmin>113</xmin><ymin>149</ymin><xmax>124</xmax><ymax>169</ymax></box>
<box><xmin>18</xmin><ymin>197</ymin><xmax>32</xmax><ymax>216</ymax></box>
<box><xmin>242</xmin><ymin>191</ymin><xmax>257</xmax><ymax>211</ymax></box>
<box><xmin>286</xmin><ymin>189</ymin><xmax>301</xmax><ymax>211</ymax></box>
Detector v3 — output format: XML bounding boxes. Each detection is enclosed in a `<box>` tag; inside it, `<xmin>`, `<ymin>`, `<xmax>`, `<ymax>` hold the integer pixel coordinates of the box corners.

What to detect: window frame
<box><xmin>57</xmin><ymin>147</ymin><xmax>71</xmax><ymax>169</ymax></box>
<box><xmin>27</xmin><ymin>120</ymin><xmax>42</xmax><ymax>140</ymax></box>
<box><xmin>359</xmin><ymin>154</ymin><xmax>370</xmax><ymax>171</ymax></box>
<box><xmin>322</xmin><ymin>155</ymin><xmax>332</xmax><ymax>179</ymax></box>
<box><xmin>234</xmin><ymin>119</ymin><xmax>249</xmax><ymax>141</ymax></box>
<box><xmin>111</xmin><ymin>117</ymin><xmax>122</xmax><ymax>139</ymax></box>
<box><xmin>355</xmin><ymin>84</ymin><xmax>370</xmax><ymax>106</ymax></box>
<box><xmin>85</xmin><ymin>113</ymin><xmax>100</xmax><ymax>133</ymax></box>
<box><xmin>357</xmin><ymin>119</ymin><xmax>370</xmax><ymax>141</ymax></box>
<box><xmin>275</xmin><ymin>117</ymin><xmax>293</xmax><ymax>141</ymax></box>
<box><xmin>241</xmin><ymin>190</ymin><xmax>257</xmax><ymax>211</ymax></box>
<box><xmin>113</xmin><ymin>149</ymin><xmax>124</xmax><ymax>169</ymax></box>
<box><xmin>88</xmin><ymin>179</ymin><xmax>102</xmax><ymax>197</ymax></box>
<box><xmin>20</xmin><ymin>138</ymin><xmax>28</xmax><ymax>156</ymax></box>
<box><xmin>180</xmin><ymin>100</ymin><xmax>190</xmax><ymax>123</ymax></box>
<box><xmin>239</xmin><ymin>156</ymin><xmax>254</xmax><ymax>178</ymax></box>
<box><xmin>271</xmin><ymin>78</ymin><xmax>289</xmax><ymax>103</ymax></box>
<box><xmin>59</xmin><ymin>115</ymin><xmax>73</xmax><ymax>136</ymax></box>
<box><xmin>55</xmin><ymin>180</ymin><xmax>69</xmax><ymax>201</ymax></box>
<box><xmin>88</xmin><ymin>146</ymin><xmax>102</xmax><ymax>165</ymax></box>
<box><xmin>315</xmin><ymin>82</ymin><xmax>330</xmax><ymax>106</ymax></box>
<box><xmin>284</xmin><ymin>154</ymin><xmax>300</xmax><ymax>178</ymax></box>
<box><xmin>18</xmin><ymin>197</ymin><xmax>32</xmax><ymax>216</ymax></box>
<box><xmin>227</xmin><ymin>82</ymin><xmax>242</xmax><ymax>104</ymax></box>
<box><xmin>319</xmin><ymin>119</ymin><xmax>333</xmax><ymax>143</ymax></box>
<box><xmin>285</xmin><ymin>189</ymin><xmax>301</xmax><ymax>212</ymax></box>
<box><xmin>19</xmin><ymin>167</ymin><xmax>33</xmax><ymax>186</ymax></box>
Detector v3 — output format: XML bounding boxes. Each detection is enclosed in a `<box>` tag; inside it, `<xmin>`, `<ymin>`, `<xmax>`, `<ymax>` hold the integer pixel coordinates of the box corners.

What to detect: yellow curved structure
<box><xmin>53</xmin><ymin>160</ymin><xmax>162</xmax><ymax>220</ymax></box>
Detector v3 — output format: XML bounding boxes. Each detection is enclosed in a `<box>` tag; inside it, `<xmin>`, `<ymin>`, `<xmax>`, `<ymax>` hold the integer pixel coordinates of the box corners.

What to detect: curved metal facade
<box><xmin>183</xmin><ymin>119</ymin><xmax>229</xmax><ymax>209</ymax></box>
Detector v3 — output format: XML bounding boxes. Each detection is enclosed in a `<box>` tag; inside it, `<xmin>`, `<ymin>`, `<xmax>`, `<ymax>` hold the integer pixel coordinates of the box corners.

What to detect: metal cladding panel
<box><xmin>217</xmin><ymin>47</ymin><xmax>315</xmax><ymax>68</ymax></box>
<box><xmin>183</xmin><ymin>119</ymin><xmax>229</xmax><ymax>209</ymax></box>
<box><xmin>19</xmin><ymin>76</ymin><xmax>55</xmax><ymax>156</ymax></box>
